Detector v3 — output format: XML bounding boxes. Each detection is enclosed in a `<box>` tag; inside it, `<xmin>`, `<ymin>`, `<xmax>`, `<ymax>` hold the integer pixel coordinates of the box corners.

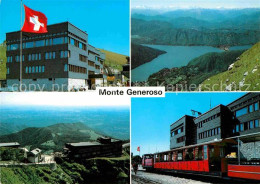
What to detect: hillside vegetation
<box><xmin>0</xmin><ymin>42</ymin><xmax>6</xmax><ymax>79</ymax></box>
<box><xmin>148</xmin><ymin>50</ymin><xmax>245</xmax><ymax>89</ymax></box>
<box><xmin>98</xmin><ymin>49</ymin><xmax>128</xmax><ymax>71</ymax></box>
<box><xmin>0</xmin><ymin>154</ymin><xmax>130</xmax><ymax>184</ymax></box>
<box><xmin>200</xmin><ymin>42</ymin><xmax>260</xmax><ymax>91</ymax></box>
<box><xmin>131</xmin><ymin>43</ymin><xmax>166</xmax><ymax>69</ymax></box>
<box><xmin>0</xmin><ymin>123</ymin><xmax>103</xmax><ymax>153</ymax></box>
<box><xmin>0</xmin><ymin>123</ymin><xmax>27</xmax><ymax>136</ymax></box>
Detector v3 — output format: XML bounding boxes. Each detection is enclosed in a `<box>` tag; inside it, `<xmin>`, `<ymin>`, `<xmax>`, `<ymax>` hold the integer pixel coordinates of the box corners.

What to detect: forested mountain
<box><xmin>131</xmin><ymin>8</ymin><xmax>260</xmax><ymax>46</ymax></box>
<box><xmin>0</xmin><ymin>123</ymin><xmax>104</xmax><ymax>152</ymax></box>
<box><xmin>131</xmin><ymin>43</ymin><xmax>166</xmax><ymax>69</ymax></box>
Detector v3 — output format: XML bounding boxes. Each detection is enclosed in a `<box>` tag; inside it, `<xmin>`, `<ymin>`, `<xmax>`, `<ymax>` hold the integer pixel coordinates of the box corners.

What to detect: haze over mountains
<box><xmin>132</xmin><ymin>8</ymin><xmax>260</xmax><ymax>46</ymax></box>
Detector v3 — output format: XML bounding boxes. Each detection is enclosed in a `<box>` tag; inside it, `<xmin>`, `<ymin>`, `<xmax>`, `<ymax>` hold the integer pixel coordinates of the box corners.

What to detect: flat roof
<box><xmin>170</xmin><ymin>115</ymin><xmax>195</xmax><ymax>126</ymax></box>
<box><xmin>67</xmin><ymin>142</ymin><xmax>101</xmax><ymax>147</ymax></box>
<box><xmin>6</xmin><ymin>21</ymin><xmax>88</xmax><ymax>35</ymax></box>
<box><xmin>195</xmin><ymin>104</ymin><xmax>223</xmax><ymax>120</ymax></box>
<box><xmin>226</xmin><ymin>93</ymin><xmax>251</xmax><ymax>107</ymax></box>
<box><xmin>0</xmin><ymin>142</ymin><xmax>20</xmax><ymax>147</ymax></box>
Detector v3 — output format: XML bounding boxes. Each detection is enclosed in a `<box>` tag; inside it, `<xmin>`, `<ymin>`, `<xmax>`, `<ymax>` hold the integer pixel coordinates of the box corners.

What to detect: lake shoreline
<box><xmin>132</xmin><ymin>44</ymin><xmax>252</xmax><ymax>82</ymax></box>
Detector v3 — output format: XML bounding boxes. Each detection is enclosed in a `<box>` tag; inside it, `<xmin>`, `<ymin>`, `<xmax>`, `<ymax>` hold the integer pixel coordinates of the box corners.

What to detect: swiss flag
<box><xmin>137</xmin><ymin>146</ymin><xmax>140</xmax><ymax>152</ymax></box>
<box><xmin>22</xmin><ymin>5</ymin><xmax>48</xmax><ymax>33</ymax></box>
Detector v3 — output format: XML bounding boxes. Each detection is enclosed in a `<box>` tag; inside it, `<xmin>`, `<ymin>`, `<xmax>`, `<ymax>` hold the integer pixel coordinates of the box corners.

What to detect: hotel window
<box><xmin>39</xmin><ymin>66</ymin><xmax>42</xmax><ymax>73</ymax></box>
<box><xmin>236</xmin><ymin>125</ymin><xmax>239</xmax><ymax>132</ymax></box>
<box><xmin>249</xmin><ymin>105</ymin><xmax>253</xmax><ymax>113</ymax></box>
<box><xmin>52</xmin><ymin>52</ymin><xmax>55</xmax><ymax>59</ymax></box>
<box><xmin>53</xmin><ymin>37</ymin><xmax>63</xmax><ymax>45</ymax></box>
<box><xmin>29</xmin><ymin>67</ymin><xmax>31</xmax><ymax>73</ymax></box>
<box><xmin>218</xmin><ymin>127</ymin><xmax>221</xmax><ymax>134</ymax></box>
<box><xmin>7</xmin><ymin>67</ymin><xmax>9</xmax><ymax>74</ymax></box>
<box><xmin>70</xmin><ymin>38</ymin><xmax>75</xmax><ymax>45</ymax></box>
<box><xmin>240</xmin><ymin>123</ymin><xmax>244</xmax><ymax>131</ymax></box>
<box><xmin>35</xmin><ymin>54</ymin><xmax>38</xmax><ymax>60</ymax></box>
<box><xmin>249</xmin><ymin>121</ymin><xmax>254</xmax><ymax>129</ymax></box>
<box><xmin>45</xmin><ymin>53</ymin><xmax>48</xmax><ymax>59</ymax></box>
<box><xmin>29</xmin><ymin>54</ymin><xmax>31</xmax><ymax>61</ymax></box>
<box><xmin>42</xmin><ymin>66</ymin><xmax>45</xmax><ymax>72</ymax></box>
<box><xmin>22</xmin><ymin>55</ymin><xmax>24</xmax><ymax>61</ymax></box>
<box><xmin>39</xmin><ymin>53</ymin><xmax>41</xmax><ymax>60</ymax></box>
<box><xmin>10</xmin><ymin>44</ymin><xmax>18</xmax><ymax>50</ymax></box>
<box><xmin>35</xmin><ymin>40</ymin><xmax>45</xmax><ymax>47</ymax></box>
<box><xmin>236</xmin><ymin>107</ymin><xmax>248</xmax><ymax>117</ymax></box>
<box><xmin>35</xmin><ymin>66</ymin><xmax>38</xmax><ymax>73</ymax></box>
<box><xmin>255</xmin><ymin>120</ymin><xmax>259</xmax><ymax>128</ymax></box>
<box><xmin>64</xmin><ymin>64</ymin><xmax>68</xmax><ymax>72</ymax></box>
<box><xmin>32</xmin><ymin>66</ymin><xmax>35</xmax><ymax>73</ymax></box>
<box><xmin>25</xmin><ymin>42</ymin><xmax>34</xmax><ymax>48</ymax></box>
<box><xmin>25</xmin><ymin>67</ymin><xmax>28</xmax><ymax>73</ymax></box>
<box><xmin>32</xmin><ymin>54</ymin><xmax>35</xmax><ymax>60</ymax></box>
<box><xmin>79</xmin><ymin>42</ymin><xmax>83</xmax><ymax>49</ymax></box>
<box><xmin>255</xmin><ymin>102</ymin><xmax>259</xmax><ymax>111</ymax></box>
<box><xmin>64</xmin><ymin>37</ymin><xmax>68</xmax><ymax>43</ymax></box>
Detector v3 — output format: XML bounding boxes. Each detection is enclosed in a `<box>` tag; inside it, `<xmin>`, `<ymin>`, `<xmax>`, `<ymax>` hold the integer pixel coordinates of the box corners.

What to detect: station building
<box><xmin>170</xmin><ymin>93</ymin><xmax>260</xmax><ymax>148</ymax></box>
<box><xmin>6</xmin><ymin>22</ymin><xmax>106</xmax><ymax>91</ymax></box>
<box><xmin>64</xmin><ymin>137</ymin><xmax>122</xmax><ymax>159</ymax></box>
<box><xmin>227</xmin><ymin>93</ymin><xmax>260</xmax><ymax>136</ymax></box>
<box><xmin>195</xmin><ymin>104</ymin><xmax>234</xmax><ymax>144</ymax></box>
<box><xmin>170</xmin><ymin>115</ymin><xmax>196</xmax><ymax>149</ymax></box>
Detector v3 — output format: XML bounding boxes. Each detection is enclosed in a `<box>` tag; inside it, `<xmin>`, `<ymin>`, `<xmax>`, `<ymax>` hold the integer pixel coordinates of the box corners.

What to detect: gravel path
<box><xmin>132</xmin><ymin>171</ymin><xmax>210</xmax><ymax>184</ymax></box>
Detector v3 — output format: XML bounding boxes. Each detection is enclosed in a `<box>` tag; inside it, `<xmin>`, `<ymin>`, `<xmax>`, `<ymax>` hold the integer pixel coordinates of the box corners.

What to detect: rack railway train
<box><xmin>142</xmin><ymin>136</ymin><xmax>260</xmax><ymax>181</ymax></box>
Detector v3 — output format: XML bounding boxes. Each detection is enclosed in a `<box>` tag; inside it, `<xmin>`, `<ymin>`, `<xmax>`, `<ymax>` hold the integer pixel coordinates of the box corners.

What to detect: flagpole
<box><xmin>20</xmin><ymin>0</ymin><xmax>23</xmax><ymax>91</ymax></box>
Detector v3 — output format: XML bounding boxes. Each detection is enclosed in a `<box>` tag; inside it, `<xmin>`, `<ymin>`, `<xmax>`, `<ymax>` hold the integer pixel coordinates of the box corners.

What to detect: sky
<box><xmin>132</xmin><ymin>0</ymin><xmax>260</xmax><ymax>9</ymax></box>
<box><xmin>0</xmin><ymin>0</ymin><xmax>129</xmax><ymax>55</ymax></box>
<box><xmin>131</xmin><ymin>92</ymin><xmax>246</xmax><ymax>156</ymax></box>
<box><xmin>0</xmin><ymin>92</ymin><xmax>130</xmax><ymax>107</ymax></box>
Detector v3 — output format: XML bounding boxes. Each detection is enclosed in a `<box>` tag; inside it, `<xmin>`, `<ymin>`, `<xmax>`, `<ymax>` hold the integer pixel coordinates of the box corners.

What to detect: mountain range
<box><xmin>132</xmin><ymin>8</ymin><xmax>260</xmax><ymax>46</ymax></box>
<box><xmin>0</xmin><ymin>122</ymin><xmax>104</xmax><ymax>153</ymax></box>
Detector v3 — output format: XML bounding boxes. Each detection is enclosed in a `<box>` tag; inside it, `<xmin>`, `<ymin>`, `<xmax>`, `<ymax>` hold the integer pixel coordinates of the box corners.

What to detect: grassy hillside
<box><xmin>148</xmin><ymin>50</ymin><xmax>245</xmax><ymax>90</ymax></box>
<box><xmin>0</xmin><ymin>42</ymin><xmax>6</xmax><ymax>79</ymax></box>
<box><xmin>200</xmin><ymin>42</ymin><xmax>260</xmax><ymax>91</ymax></box>
<box><xmin>0</xmin><ymin>123</ymin><xmax>104</xmax><ymax>153</ymax></box>
<box><xmin>131</xmin><ymin>43</ymin><xmax>166</xmax><ymax>69</ymax></box>
<box><xmin>98</xmin><ymin>49</ymin><xmax>128</xmax><ymax>71</ymax></box>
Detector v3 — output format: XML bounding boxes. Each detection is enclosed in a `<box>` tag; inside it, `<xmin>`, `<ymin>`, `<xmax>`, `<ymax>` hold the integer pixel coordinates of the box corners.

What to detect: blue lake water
<box><xmin>0</xmin><ymin>106</ymin><xmax>130</xmax><ymax>140</ymax></box>
<box><xmin>131</xmin><ymin>45</ymin><xmax>252</xmax><ymax>82</ymax></box>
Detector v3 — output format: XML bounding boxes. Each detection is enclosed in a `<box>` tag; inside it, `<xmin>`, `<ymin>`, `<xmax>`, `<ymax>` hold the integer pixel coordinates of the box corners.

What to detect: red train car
<box><xmin>142</xmin><ymin>136</ymin><xmax>260</xmax><ymax>181</ymax></box>
<box><xmin>142</xmin><ymin>154</ymin><xmax>154</xmax><ymax>171</ymax></box>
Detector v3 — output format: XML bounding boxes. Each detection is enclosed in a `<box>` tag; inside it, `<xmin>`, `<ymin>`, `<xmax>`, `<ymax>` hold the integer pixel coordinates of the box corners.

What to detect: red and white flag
<box><xmin>137</xmin><ymin>146</ymin><xmax>140</xmax><ymax>152</ymax></box>
<box><xmin>22</xmin><ymin>5</ymin><xmax>48</xmax><ymax>33</ymax></box>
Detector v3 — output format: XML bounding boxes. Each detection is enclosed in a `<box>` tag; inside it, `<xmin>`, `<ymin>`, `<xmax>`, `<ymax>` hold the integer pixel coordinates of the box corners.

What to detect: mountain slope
<box><xmin>0</xmin><ymin>123</ymin><xmax>104</xmax><ymax>152</ymax></box>
<box><xmin>147</xmin><ymin>50</ymin><xmax>245</xmax><ymax>89</ymax></box>
<box><xmin>0</xmin><ymin>123</ymin><xmax>27</xmax><ymax>136</ymax></box>
<box><xmin>200</xmin><ymin>42</ymin><xmax>260</xmax><ymax>91</ymax></box>
<box><xmin>0</xmin><ymin>42</ymin><xmax>6</xmax><ymax>80</ymax></box>
<box><xmin>98</xmin><ymin>49</ymin><xmax>128</xmax><ymax>71</ymax></box>
<box><xmin>131</xmin><ymin>43</ymin><xmax>166</xmax><ymax>69</ymax></box>
<box><xmin>132</xmin><ymin>18</ymin><xmax>260</xmax><ymax>46</ymax></box>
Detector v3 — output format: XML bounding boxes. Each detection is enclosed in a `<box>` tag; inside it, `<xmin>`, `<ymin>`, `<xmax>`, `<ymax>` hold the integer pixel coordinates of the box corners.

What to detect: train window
<box><xmin>185</xmin><ymin>148</ymin><xmax>194</xmax><ymax>161</ymax></box>
<box><xmin>177</xmin><ymin>151</ymin><xmax>183</xmax><ymax>161</ymax></box>
<box><xmin>203</xmin><ymin>145</ymin><xmax>208</xmax><ymax>160</ymax></box>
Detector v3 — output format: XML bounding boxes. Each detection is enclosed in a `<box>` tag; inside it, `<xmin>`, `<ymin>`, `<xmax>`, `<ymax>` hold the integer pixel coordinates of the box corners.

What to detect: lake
<box><xmin>131</xmin><ymin>45</ymin><xmax>252</xmax><ymax>82</ymax></box>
